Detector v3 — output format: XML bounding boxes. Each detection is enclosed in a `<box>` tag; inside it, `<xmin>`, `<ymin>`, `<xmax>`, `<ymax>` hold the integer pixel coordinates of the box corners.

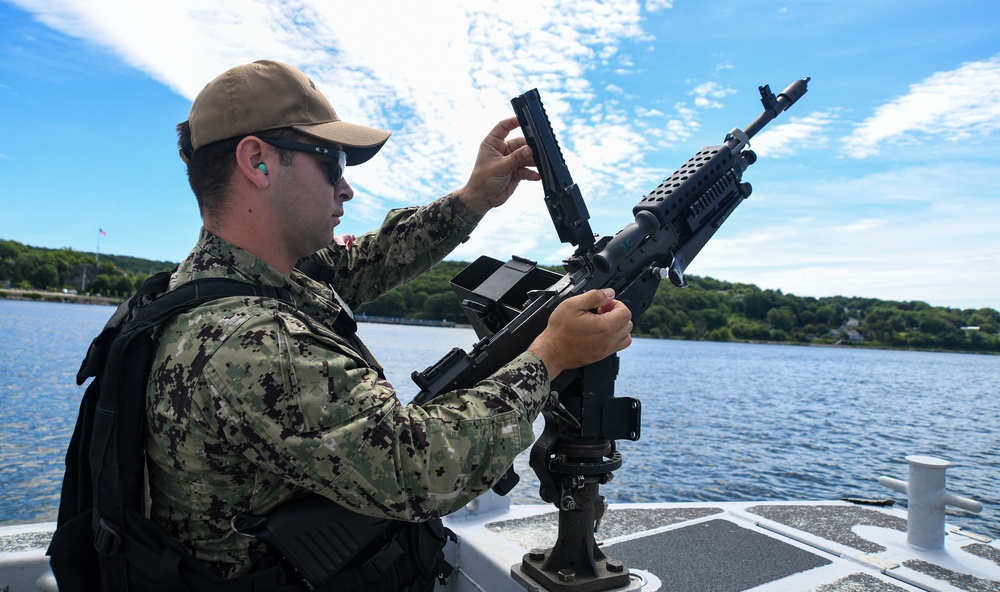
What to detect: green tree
<box><xmin>360</xmin><ymin>290</ymin><xmax>407</xmax><ymax>317</ymax></box>
<box><xmin>815</xmin><ymin>305</ymin><xmax>841</xmax><ymax>327</ymax></box>
<box><xmin>421</xmin><ymin>292</ymin><xmax>462</xmax><ymax>322</ymax></box>
<box><xmin>636</xmin><ymin>305</ymin><xmax>670</xmax><ymax>335</ymax></box>
<box><xmin>1</xmin><ymin>256</ymin><xmax>17</xmax><ymax>282</ymax></box>
<box><xmin>89</xmin><ymin>274</ymin><xmax>112</xmax><ymax>295</ymax></box>
<box><xmin>743</xmin><ymin>292</ymin><xmax>771</xmax><ymax>320</ymax></box>
<box><xmin>32</xmin><ymin>263</ymin><xmax>59</xmax><ymax>289</ymax></box>
<box><xmin>919</xmin><ymin>314</ymin><xmax>954</xmax><ymax>335</ymax></box>
<box><xmin>767</xmin><ymin>307</ymin><xmax>795</xmax><ymax>332</ymax></box>
<box><xmin>706</xmin><ymin>326</ymin><xmax>732</xmax><ymax>341</ymax></box>
<box><xmin>694</xmin><ymin>308</ymin><xmax>728</xmax><ymax>331</ymax></box>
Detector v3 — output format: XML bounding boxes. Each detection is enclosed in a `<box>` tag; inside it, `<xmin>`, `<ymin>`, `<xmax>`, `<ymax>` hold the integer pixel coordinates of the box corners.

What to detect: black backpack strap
<box><xmin>124</xmin><ymin>277</ymin><xmax>295</xmax><ymax>336</ymax></box>
<box><xmin>75</xmin><ymin>271</ymin><xmax>173</xmax><ymax>383</ymax></box>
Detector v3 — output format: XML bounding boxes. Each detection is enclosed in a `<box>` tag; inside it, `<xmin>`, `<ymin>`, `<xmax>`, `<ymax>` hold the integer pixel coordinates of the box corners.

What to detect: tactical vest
<box><xmin>46</xmin><ymin>271</ymin><xmax>454</xmax><ymax>591</ymax></box>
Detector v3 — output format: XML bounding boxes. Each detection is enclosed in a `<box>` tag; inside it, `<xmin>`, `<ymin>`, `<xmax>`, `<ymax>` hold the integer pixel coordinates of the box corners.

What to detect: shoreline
<box><xmin>0</xmin><ymin>288</ymin><xmax>118</xmax><ymax>306</ymax></box>
<box><xmin>2</xmin><ymin>289</ymin><xmax>994</xmax><ymax>355</ymax></box>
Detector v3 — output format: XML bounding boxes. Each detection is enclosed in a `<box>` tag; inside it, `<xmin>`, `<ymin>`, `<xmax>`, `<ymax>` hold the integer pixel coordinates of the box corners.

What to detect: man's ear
<box><xmin>235</xmin><ymin>136</ymin><xmax>270</xmax><ymax>189</ymax></box>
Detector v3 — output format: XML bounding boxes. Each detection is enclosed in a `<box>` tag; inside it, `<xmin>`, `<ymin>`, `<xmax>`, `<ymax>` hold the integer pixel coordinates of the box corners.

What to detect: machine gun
<box><xmin>413</xmin><ymin>78</ymin><xmax>809</xmax><ymax>591</ymax></box>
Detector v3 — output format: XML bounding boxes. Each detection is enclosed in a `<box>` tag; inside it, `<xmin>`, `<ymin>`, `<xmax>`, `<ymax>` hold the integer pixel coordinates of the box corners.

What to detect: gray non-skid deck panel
<box><xmin>746</xmin><ymin>504</ymin><xmax>906</xmax><ymax>553</ymax></box>
<box><xmin>809</xmin><ymin>573</ymin><xmax>911</xmax><ymax>592</ymax></box>
<box><xmin>963</xmin><ymin>542</ymin><xmax>1000</xmax><ymax>566</ymax></box>
<box><xmin>602</xmin><ymin>518</ymin><xmax>831</xmax><ymax>592</ymax></box>
<box><xmin>0</xmin><ymin>529</ymin><xmax>52</xmax><ymax>553</ymax></box>
<box><xmin>747</xmin><ymin>505</ymin><xmax>1000</xmax><ymax>591</ymax></box>
<box><xmin>485</xmin><ymin>506</ymin><xmax>723</xmax><ymax>550</ymax></box>
<box><xmin>903</xmin><ymin>558</ymin><xmax>1000</xmax><ymax>592</ymax></box>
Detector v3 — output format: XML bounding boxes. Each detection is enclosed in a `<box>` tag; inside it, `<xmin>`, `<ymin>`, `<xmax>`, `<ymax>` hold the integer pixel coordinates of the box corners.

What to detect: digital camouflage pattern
<box><xmin>145</xmin><ymin>194</ymin><xmax>552</xmax><ymax>577</ymax></box>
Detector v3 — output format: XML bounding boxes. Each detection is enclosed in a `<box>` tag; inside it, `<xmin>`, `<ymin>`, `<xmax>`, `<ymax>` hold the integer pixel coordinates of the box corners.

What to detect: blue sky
<box><xmin>1</xmin><ymin>1</ymin><xmax>998</xmax><ymax>310</ymax></box>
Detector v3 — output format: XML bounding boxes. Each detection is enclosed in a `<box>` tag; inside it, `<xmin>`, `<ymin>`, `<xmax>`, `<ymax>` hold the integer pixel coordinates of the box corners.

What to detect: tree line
<box><xmin>0</xmin><ymin>239</ymin><xmax>174</xmax><ymax>298</ymax></box>
<box><xmin>354</xmin><ymin>263</ymin><xmax>1000</xmax><ymax>354</ymax></box>
<box><xmin>632</xmin><ymin>275</ymin><xmax>999</xmax><ymax>353</ymax></box>
<box><xmin>3</xmin><ymin>238</ymin><xmax>997</xmax><ymax>353</ymax></box>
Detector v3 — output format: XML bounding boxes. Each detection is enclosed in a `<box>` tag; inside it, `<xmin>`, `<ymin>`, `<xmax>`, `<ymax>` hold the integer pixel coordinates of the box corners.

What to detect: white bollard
<box><xmin>878</xmin><ymin>455</ymin><xmax>983</xmax><ymax>550</ymax></box>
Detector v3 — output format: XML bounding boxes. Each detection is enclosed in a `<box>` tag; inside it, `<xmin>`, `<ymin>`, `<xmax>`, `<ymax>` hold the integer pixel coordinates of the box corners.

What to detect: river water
<box><xmin>1</xmin><ymin>299</ymin><xmax>997</xmax><ymax>538</ymax></box>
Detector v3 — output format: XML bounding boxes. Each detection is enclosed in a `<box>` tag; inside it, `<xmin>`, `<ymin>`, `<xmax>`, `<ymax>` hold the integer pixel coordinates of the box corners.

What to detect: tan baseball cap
<box><xmin>184</xmin><ymin>60</ymin><xmax>391</xmax><ymax>165</ymax></box>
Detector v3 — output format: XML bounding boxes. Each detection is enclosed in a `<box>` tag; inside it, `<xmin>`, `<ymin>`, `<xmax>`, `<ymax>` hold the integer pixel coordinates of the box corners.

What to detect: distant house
<box><xmin>830</xmin><ymin>324</ymin><xmax>865</xmax><ymax>342</ymax></box>
<box><xmin>845</xmin><ymin>329</ymin><xmax>865</xmax><ymax>341</ymax></box>
<box><xmin>961</xmin><ymin>326</ymin><xmax>980</xmax><ymax>332</ymax></box>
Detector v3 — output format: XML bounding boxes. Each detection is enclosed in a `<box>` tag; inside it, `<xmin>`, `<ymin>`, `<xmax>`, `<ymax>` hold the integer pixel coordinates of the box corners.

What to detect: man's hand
<box><xmin>527</xmin><ymin>289</ymin><xmax>633</xmax><ymax>380</ymax></box>
<box><xmin>453</xmin><ymin>117</ymin><xmax>542</xmax><ymax>216</ymax></box>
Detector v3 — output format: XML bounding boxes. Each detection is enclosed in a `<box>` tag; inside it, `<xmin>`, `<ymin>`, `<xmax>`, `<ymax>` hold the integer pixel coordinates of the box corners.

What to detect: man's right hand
<box><xmin>527</xmin><ymin>288</ymin><xmax>633</xmax><ymax>380</ymax></box>
<box><xmin>453</xmin><ymin>117</ymin><xmax>542</xmax><ymax>217</ymax></box>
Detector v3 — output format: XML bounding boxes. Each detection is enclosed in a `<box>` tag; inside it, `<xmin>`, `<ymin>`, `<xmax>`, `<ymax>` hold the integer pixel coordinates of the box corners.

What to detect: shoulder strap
<box><xmin>75</xmin><ymin>274</ymin><xmax>294</xmax><ymax>384</ymax></box>
<box><xmin>127</xmin><ymin>276</ymin><xmax>295</xmax><ymax>334</ymax></box>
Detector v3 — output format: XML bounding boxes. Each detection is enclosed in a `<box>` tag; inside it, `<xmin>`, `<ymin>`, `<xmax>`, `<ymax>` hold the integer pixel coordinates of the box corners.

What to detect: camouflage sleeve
<box><xmin>307</xmin><ymin>194</ymin><xmax>479</xmax><ymax>307</ymax></box>
<box><xmin>202</xmin><ymin>307</ymin><xmax>550</xmax><ymax>521</ymax></box>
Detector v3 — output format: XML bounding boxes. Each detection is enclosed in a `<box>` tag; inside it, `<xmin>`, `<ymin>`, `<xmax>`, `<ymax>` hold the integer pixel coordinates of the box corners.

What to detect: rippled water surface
<box><xmin>1</xmin><ymin>300</ymin><xmax>117</xmax><ymax>525</ymax></box>
<box><xmin>2</xmin><ymin>301</ymin><xmax>997</xmax><ymax>538</ymax></box>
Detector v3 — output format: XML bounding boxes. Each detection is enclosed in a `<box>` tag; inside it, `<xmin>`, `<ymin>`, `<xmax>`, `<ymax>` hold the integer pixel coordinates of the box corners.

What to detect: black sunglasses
<box><xmin>259</xmin><ymin>138</ymin><xmax>348</xmax><ymax>186</ymax></box>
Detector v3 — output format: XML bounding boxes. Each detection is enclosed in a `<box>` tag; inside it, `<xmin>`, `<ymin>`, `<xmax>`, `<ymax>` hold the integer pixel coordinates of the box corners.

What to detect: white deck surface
<box><xmin>2</xmin><ymin>498</ymin><xmax>997</xmax><ymax>591</ymax></box>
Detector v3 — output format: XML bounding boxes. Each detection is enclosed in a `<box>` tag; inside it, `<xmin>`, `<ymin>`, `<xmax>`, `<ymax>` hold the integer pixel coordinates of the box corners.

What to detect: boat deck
<box><xmin>2</xmin><ymin>499</ymin><xmax>997</xmax><ymax>591</ymax></box>
<box><xmin>439</xmin><ymin>498</ymin><xmax>999</xmax><ymax>592</ymax></box>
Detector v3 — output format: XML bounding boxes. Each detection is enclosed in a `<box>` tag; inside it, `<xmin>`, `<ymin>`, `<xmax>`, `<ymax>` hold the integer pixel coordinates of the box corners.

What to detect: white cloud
<box><xmin>636</xmin><ymin>106</ymin><xmax>665</xmax><ymax>118</ymax></box>
<box><xmin>645</xmin><ymin>0</ymin><xmax>674</xmax><ymax>11</ymax></box>
<box><xmin>832</xmin><ymin>218</ymin><xmax>886</xmax><ymax>233</ymax></box>
<box><xmin>8</xmin><ymin>0</ymin><xmax>661</xmax><ymax>235</ymax></box>
<box><xmin>751</xmin><ymin>110</ymin><xmax>837</xmax><ymax>158</ymax></box>
<box><xmin>636</xmin><ymin>102</ymin><xmax>700</xmax><ymax>150</ymax></box>
<box><xmin>616</xmin><ymin>54</ymin><xmax>636</xmax><ymax>69</ymax></box>
<box><xmin>449</xmin><ymin>183</ymin><xmax>555</xmax><ymax>263</ymax></box>
<box><xmin>689</xmin><ymin>81</ymin><xmax>736</xmax><ymax>109</ymax></box>
<box><xmin>843</xmin><ymin>54</ymin><xmax>1000</xmax><ymax>158</ymax></box>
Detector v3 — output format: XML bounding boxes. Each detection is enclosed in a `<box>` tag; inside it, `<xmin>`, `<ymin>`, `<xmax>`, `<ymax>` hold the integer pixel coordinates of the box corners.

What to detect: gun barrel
<box><xmin>777</xmin><ymin>77</ymin><xmax>810</xmax><ymax>107</ymax></box>
<box><xmin>743</xmin><ymin>77</ymin><xmax>810</xmax><ymax>139</ymax></box>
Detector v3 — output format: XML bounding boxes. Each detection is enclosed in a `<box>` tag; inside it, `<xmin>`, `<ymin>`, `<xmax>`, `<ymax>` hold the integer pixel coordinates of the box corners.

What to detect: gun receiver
<box><xmin>413</xmin><ymin>78</ymin><xmax>808</xmax><ymax>592</ymax></box>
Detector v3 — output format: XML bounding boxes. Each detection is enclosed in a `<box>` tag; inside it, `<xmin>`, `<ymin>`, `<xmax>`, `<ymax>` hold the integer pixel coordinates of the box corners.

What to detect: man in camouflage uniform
<box><xmin>147</xmin><ymin>60</ymin><xmax>634</xmax><ymax>580</ymax></box>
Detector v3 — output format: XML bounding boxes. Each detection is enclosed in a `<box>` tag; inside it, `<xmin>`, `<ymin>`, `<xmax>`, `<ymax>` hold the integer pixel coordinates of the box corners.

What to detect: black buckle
<box><xmin>94</xmin><ymin>518</ymin><xmax>122</xmax><ymax>556</ymax></box>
